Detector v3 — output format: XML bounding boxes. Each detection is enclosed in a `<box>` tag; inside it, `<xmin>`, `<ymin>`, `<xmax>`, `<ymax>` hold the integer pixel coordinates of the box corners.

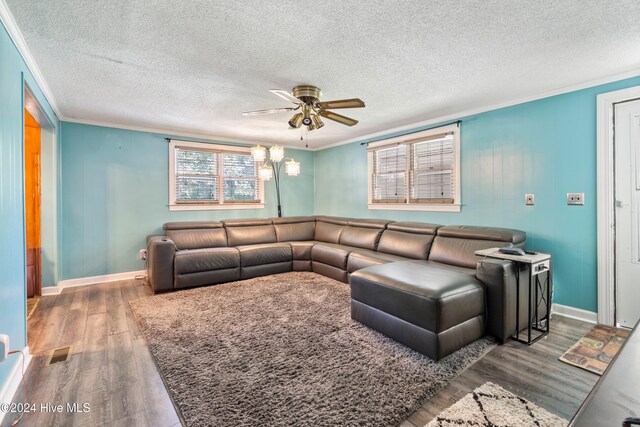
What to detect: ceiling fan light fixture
<box><xmin>288</xmin><ymin>113</ymin><xmax>303</xmax><ymax>128</ymax></box>
<box><xmin>259</xmin><ymin>164</ymin><xmax>273</xmax><ymax>181</ymax></box>
<box><xmin>285</xmin><ymin>159</ymin><xmax>301</xmax><ymax>176</ymax></box>
<box><xmin>251</xmin><ymin>144</ymin><xmax>267</xmax><ymax>162</ymax></box>
<box><xmin>270</xmin><ymin>145</ymin><xmax>284</xmax><ymax>162</ymax></box>
<box><xmin>311</xmin><ymin>115</ymin><xmax>324</xmax><ymax>129</ymax></box>
<box><xmin>307</xmin><ymin>123</ymin><xmax>316</xmax><ymax>131</ymax></box>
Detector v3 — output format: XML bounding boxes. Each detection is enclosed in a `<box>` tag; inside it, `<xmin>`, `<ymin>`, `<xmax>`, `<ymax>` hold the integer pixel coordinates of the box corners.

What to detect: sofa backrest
<box><xmin>429</xmin><ymin>225</ymin><xmax>526</xmax><ymax>268</ymax></box>
<box><xmin>339</xmin><ymin>219</ymin><xmax>392</xmax><ymax>250</ymax></box>
<box><xmin>377</xmin><ymin>222</ymin><xmax>440</xmax><ymax>259</ymax></box>
<box><xmin>164</xmin><ymin>222</ymin><xmax>227</xmax><ymax>250</ymax></box>
<box><xmin>222</xmin><ymin>218</ymin><xmax>277</xmax><ymax>246</ymax></box>
<box><xmin>314</xmin><ymin>216</ymin><xmax>350</xmax><ymax>243</ymax></box>
<box><xmin>272</xmin><ymin>216</ymin><xmax>316</xmax><ymax>242</ymax></box>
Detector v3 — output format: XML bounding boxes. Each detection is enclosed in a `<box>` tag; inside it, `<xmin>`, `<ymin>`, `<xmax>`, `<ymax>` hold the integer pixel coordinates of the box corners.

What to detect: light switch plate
<box><xmin>525</xmin><ymin>194</ymin><xmax>535</xmax><ymax>205</ymax></box>
<box><xmin>567</xmin><ymin>192</ymin><xmax>585</xmax><ymax>205</ymax></box>
<box><xmin>0</xmin><ymin>334</ymin><xmax>9</xmax><ymax>362</ymax></box>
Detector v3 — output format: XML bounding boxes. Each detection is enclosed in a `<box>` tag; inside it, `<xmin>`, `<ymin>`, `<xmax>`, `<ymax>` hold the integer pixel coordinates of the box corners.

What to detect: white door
<box><xmin>615</xmin><ymin>99</ymin><xmax>640</xmax><ymax>328</ymax></box>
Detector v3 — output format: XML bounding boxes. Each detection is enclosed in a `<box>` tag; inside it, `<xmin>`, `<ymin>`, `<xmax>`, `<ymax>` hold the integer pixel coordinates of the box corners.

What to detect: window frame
<box><xmin>367</xmin><ymin>124</ymin><xmax>461</xmax><ymax>212</ymax></box>
<box><xmin>169</xmin><ymin>140</ymin><xmax>264</xmax><ymax>211</ymax></box>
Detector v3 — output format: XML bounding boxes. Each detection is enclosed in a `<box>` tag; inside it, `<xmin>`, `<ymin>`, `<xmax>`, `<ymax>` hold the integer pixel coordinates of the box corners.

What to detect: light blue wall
<box><xmin>314</xmin><ymin>76</ymin><xmax>640</xmax><ymax>313</ymax></box>
<box><xmin>0</xmin><ymin>21</ymin><xmax>58</xmax><ymax>396</ymax></box>
<box><xmin>59</xmin><ymin>122</ymin><xmax>315</xmax><ymax>280</ymax></box>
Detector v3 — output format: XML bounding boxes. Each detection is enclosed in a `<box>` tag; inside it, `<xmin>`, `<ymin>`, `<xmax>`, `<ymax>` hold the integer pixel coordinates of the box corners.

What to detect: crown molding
<box><xmin>62</xmin><ymin>117</ymin><xmax>315</xmax><ymax>151</ymax></box>
<box><xmin>0</xmin><ymin>0</ymin><xmax>61</xmax><ymax>118</ymax></box>
<box><xmin>318</xmin><ymin>68</ymin><xmax>640</xmax><ymax>151</ymax></box>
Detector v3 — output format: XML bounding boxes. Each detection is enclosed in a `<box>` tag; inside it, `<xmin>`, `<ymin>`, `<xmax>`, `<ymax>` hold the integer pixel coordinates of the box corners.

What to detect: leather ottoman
<box><xmin>350</xmin><ymin>260</ymin><xmax>486</xmax><ymax>360</ymax></box>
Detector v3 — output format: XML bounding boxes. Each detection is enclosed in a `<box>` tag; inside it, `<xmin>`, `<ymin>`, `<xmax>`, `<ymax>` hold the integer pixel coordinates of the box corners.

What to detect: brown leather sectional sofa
<box><xmin>147</xmin><ymin>215</ymin><xmax>531</xmax><ymax>359</ymax></box>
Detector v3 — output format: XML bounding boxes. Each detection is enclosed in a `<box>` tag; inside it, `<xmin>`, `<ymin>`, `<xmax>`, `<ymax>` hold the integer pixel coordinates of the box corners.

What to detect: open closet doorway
<box><xmin>24</xmin><ymin>85</ymin><xmax>56</xmax><ymax>324</ymax></box>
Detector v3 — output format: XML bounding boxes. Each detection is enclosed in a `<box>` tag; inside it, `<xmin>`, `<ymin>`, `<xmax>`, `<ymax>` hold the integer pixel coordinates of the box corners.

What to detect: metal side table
<box><xmin>475</xmin><ymin>248</ymin><xmax>552</xmax><ymax>345</ymax></box>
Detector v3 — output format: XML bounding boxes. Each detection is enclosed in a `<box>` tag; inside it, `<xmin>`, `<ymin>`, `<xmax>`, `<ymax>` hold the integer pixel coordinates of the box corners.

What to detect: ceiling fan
<box><xmin>242</xmin><ymin>85</ymin><xmax>365</xmax><ymax>131</ymax></box>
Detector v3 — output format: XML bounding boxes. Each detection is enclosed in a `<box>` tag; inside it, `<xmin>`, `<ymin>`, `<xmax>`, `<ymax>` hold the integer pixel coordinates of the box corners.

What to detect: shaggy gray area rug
<box><xmin>130</xmin><ymin>272</ymin><xmax>495</xmax><ymax>427</ymax></box>
<box><xmin>426</xmin><ymin>382</ymin><xmax>567</xmax><ymax>427</ymax></box>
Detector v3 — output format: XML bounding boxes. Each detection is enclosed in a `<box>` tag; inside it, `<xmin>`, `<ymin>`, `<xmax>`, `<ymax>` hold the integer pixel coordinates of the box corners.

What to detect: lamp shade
<box><xmin>270</xmin><ymin>145</ymin><xmax>284</xmax><ymax>162</ymax></box>
<box><xmin>259</xmin><ymin>164</ymin><xmax>273</xmax><ymax>180</ymax></box>
<box><xmin>251</xmin><ymin>144</ymin><xmax>267</xmax><ymax>162</ymax></box>
<box><xmin>285</xmin><ymin>159</ymin><xmax>301</xmax><ymax>176</ymax></box>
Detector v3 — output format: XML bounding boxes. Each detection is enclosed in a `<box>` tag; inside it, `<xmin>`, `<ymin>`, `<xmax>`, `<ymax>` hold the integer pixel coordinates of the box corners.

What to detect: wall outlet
<box><xmin>0</xmin><ymin>334</ymin><xmax>9</xmax><ymax>362</ymax></box>
<box><xmin>567</xmin><ymin>192</ymin><xmax>585</xmax><ymax>205</ymax></box>
<box><xmin>139</xmin><ymin>249</ymin><xmax>147</xmax><ymax>260</ymax></box>
<box><xmin>525</xmin><ymin>194</ymin><xmax>535</xmax><ymax>205</ymax></box>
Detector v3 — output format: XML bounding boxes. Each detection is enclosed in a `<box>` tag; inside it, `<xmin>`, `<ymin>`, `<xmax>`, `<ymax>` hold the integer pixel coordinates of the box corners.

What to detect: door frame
<box><xmin>596</xmin><ymin>85</ymin><xmax>640</xmax><ymax>326</ymax></box>
<box><xmin>23</xmin><ymin>83</ymin><xmax>56</xmax><ymax>299</ymax></box>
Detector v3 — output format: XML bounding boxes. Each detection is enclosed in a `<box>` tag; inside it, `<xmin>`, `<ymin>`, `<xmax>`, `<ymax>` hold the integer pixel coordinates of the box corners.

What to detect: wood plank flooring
<box><xmin>2</xmin><ymin>279</ymin><xmax>598</xmax><ymax>427</ymax></box>
<box><xmin>1</xmin><ymin>280</ymin><xmax>181</xmax><ymax>427</ymax></box>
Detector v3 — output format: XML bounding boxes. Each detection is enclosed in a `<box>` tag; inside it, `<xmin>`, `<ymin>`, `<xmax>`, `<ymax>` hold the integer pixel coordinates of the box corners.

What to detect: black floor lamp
<box><xmin>251</xmin><ymin>144</ymin><xmax>300</xmax><ymax>217</ymax></box>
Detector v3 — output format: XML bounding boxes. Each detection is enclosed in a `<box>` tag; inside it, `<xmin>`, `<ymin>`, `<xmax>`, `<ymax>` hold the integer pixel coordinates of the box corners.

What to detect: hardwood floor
<box><xmin>401</xmin><ymin>318</ymin><xmax>599</xmax><ymax>427</ymax></box>
<box><xmin>1</xmin><ymin>280</ymin><xmax>181</xmax><ymax>427</ymax></box>
<box><xmin>3</xmin><ymin>279</ymin><xmax>598</xmax><ymax>427</ymax></box>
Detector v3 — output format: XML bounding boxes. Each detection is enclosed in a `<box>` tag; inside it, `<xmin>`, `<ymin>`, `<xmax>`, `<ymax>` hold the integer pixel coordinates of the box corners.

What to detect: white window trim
<box><xmin>169</xmin><ymin>140</ymin><xmax>265</xmax><ymax>211</ymax></box>
<box><xmin>367</xmin><ymin>124</ymin><xmax>461</xmax><ymax>212</ymax></box>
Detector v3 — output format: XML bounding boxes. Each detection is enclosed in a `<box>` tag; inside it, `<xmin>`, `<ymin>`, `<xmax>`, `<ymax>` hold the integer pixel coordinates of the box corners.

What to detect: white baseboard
<box><xmin>41</xmin><ymin>270</ymin><xmax>146</xmax><ymax>295</ymax></box>
<box><xmin>551</xmin><ymin>303</ymin><xmax>598</xmax><ymax>324</ymax></box>
<box><xmin>0</xmin><ymin>346</ymin><xmax>32</xmax><ymax>424</ymax></box>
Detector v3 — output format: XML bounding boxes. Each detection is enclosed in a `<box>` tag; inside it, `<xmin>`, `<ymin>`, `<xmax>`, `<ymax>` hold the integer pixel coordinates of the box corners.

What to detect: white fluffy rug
<box><xmin>426</xmin><ymin>382</ymin><xmax>567</xmax><ymax>427</ymax></box>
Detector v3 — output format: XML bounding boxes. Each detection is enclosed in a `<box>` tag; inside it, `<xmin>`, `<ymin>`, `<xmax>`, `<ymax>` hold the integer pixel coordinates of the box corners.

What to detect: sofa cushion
<box><xmin>436</xmin><ymin>225</ymin><xmax>526</xmax><ymax>244</ymax></box>
<box><xmin>314</xmin><ymin>222</ymin><xmax>345</xmax><ymax>243</ymax></box>
<box><xmin>423</xmin><ymin>260</ymin><xmax>476</xmax><ymax>275</ymax></box>
<box><xmin>163</xmin><ymin>222</ymin><xmax>227</xmax><ymax>250</ymax></box>
<box><xmin>377</xmin><ymin>225</ymin><xmax>439</xmax><ymax>259</ymax></box>
<box><xmin>222</xmin><ymin>218</ymin><xmax>272</xmax><ymax>227</ymax></box>
<box><xmin>311</xmin><ymin>243</ymin><xmax>358</xmax><ymax>269</ymax></box>
<box><xmin>386</xmin><ymin>221</ymin><xmax>440</xmax><ymax>235</ymax></box>
<box><xmin>429</xmin><ymin>225</ymin><xmax>526</xmax><ymax>269</ymax></box>
<box><xmin>224</xmin><ymin>223</ymin><xmax>277</xmax><ymax>246</ymax></box>
<box><xmin>347</xmin><ymin>250</ymin><xmax>408</xmax><ymax>273</ymax></box>
<box><xmin>315</xmin><ymin>215</ymin><xmax>350</xmax><ymax>225</ymax></box>
<box><xmin>237</xmin><ymin>243</ymin><xmax>292</xmax><ymax>267</ymax></box>
<box><xmin>350</xmin><ymin>260</ymin><xmax>485</xmax><ymax>333</ymax></box>
<box><xmin>272</xmin><ymin>216</ymin><xmax>316</xmax><ymax>242</ymax></box>
<box><xmin>289</xmin><ymin>241</ymin><xmax>317</xmax><ymax>261</ymax></box>
<box><xmin>347</xmin><ymin>218</ymin><xmax>393</xmax><ymax>229</ymax></box>
<box><xmin>174</xmin><ymin>247</ymin><xmax>240</xmax><ymax>274</ymax></box>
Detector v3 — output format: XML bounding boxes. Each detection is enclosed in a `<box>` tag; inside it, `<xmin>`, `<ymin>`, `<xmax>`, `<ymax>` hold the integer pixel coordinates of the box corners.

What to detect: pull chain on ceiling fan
<box><xmin>242</xmin><ymin>85</ymin><xmax>365</xmax><ymax>131</ymax></box>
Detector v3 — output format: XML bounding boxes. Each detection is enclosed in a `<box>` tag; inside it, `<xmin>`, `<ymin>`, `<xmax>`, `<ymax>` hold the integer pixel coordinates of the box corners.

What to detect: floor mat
<box><xmin>425</xmin><ymin>382</ymin><xmax>566</xmax><ymax>427</ymax></box>
<box><xmin>559</xmin><ymin>324</ymin><xmax>630</xmax><ymax>375</ymax></box>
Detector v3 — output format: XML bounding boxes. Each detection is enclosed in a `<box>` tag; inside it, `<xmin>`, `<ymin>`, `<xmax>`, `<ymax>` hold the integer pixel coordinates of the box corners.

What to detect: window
<box><xmin>367</xmin><ymin>124</ymin><xmax>460</xmax><ymax>212</ymax></box>
<box><xmin>169</xmin><ymin>140</ymin><xmax>264</xmax><ymax>211</ymax></box>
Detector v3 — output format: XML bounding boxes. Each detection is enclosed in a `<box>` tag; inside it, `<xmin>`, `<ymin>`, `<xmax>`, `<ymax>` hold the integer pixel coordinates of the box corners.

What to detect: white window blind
<box><xmin>367</xmin><ymin>124</ymin><xmax>460</xmax><ymax>211</ymax></box>
<box><xmin>175</xmin><ymin>147</ymin><xmax>219</xmax><ymax>203</ymax></box>
<box><xmin>372</xmin><ymin>144</ymin><xmax>407</xmax><ymax>203</ymax></box>
<box><xmin>221</xmin><ymin>152</ymin><xmax>260</xmax><ymax>203</ymax></box>
<box><xmin>173</xmin><ymin>144</ymin><xmax>260</xmax><ymax>206</ymax></box>
<box><xmin>409</xmin><ymin>132</ymin><xmax>455</xmax><ymax>203</ymax></box>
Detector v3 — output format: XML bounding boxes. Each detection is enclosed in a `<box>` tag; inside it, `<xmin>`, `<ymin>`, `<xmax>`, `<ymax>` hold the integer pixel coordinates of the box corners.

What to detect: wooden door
<box><xmin>25</xmin><ymin>109</ymin><xmax>41</xmax><ymax>297</ymax></box>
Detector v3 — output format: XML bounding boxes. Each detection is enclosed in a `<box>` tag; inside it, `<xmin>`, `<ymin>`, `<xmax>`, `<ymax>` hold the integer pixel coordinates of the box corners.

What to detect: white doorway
<box><xmin>614</xmin><ymin>99</ymin><xmax>640</xmax><ymax>328</ymax></box>
<box><xmin>597</xmin><ymin>85</ymin><xmax>640</xmax><ymax>327</ymax></box>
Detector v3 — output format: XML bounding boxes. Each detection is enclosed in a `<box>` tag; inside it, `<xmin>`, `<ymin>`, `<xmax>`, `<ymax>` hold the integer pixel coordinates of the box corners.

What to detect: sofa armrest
<box><xmin>476</xmin><ymin>258</ymin><xmax>521</xmax><ymax>343</ymax></box>
<box><xmin>147</xmin><ymin>235</ymin><xmax>176</xmax><ymax>292</ymax></box>
<box><xmin>477</xmin><ymin>257</ymin><xmax>552</xmax><ymax>343</ymax></box>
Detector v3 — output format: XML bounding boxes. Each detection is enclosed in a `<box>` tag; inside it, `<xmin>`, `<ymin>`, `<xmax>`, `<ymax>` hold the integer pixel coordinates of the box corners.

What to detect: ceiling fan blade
<box><xmin>242</xmin><ymin>107</ymin><xmax>295</xmax><ymax>116</ymax></box>
<box><xmin>269</xmin><ymin>89</ymin><xmax>303</xmax><ymax>104</ymax></box>
<box><xmin>318</xmin><ymin>110</ymin><xmax>359</xmax><ymax>126</ymax></box>
<box><xmin>316</xmin><ymin>98</ymin><xmax>365</xmax><ymax>109</ymax></box>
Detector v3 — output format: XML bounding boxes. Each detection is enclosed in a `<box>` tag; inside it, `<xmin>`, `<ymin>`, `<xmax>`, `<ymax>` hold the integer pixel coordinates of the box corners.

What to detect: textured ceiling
<box><xmin>7</xmin><ymin>0</ymin><xmax>640</xmax><ymax>147</ymax></box>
